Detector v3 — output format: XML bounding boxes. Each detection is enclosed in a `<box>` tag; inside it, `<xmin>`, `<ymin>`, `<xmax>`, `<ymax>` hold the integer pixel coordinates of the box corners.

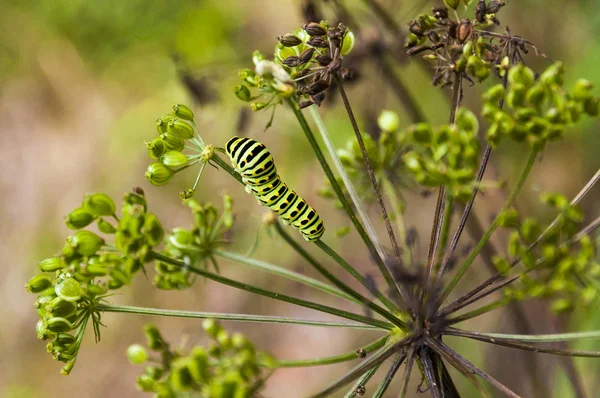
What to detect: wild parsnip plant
<box><xmin>27</xmin><ymin>0</ymin><xmax>600</xmax><ymax>397</ymax></box>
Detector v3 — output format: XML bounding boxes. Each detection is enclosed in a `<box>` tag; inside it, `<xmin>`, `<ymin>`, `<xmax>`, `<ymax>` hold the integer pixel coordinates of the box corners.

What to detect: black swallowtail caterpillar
<box><xmin>225</xmin><ymin>136</ymin><xmax>325</xmax><ymax>242</ymax></box>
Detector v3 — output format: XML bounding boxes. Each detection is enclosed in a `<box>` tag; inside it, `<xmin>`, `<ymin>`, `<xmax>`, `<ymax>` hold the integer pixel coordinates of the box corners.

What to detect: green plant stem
<box><xmin>97</xmin><ymin>304</ymin><xmax>385</xmax><ymax>330</ymax></box>
<box><xmin>343</xmin><ymin>364</ymin><xmax>382</xmax><ymax>398</ymax></box>
<box><xmin>307</xmin><ymin>105</ymin><xmax>386</xmax><ymax>261</ymax></box>
<box><xmin>447</xmin><ymin>297</ymin><xmax>511</xmax><ymax>324</ymax></box>
<box><xmin>275</xmin><ymin>223</ymin><xmax>403</xmax><ymax>326</ymax></box>
<box><xmin>437</xmin><ymin>196</ymin><xmax>454</xmax><ymax>265</ymax></box>
<box><xmin>275</xmin><ymin>335</ymin><xmax>389</xmax><ymax>368</ymax></box>
<box><xmin>333</xmin><ymin>74</ymin><xmax>406</xmax><ymax>301</ymax></box>
<box><xmin>447</xmin><ymin>328</ymin><xmax>600</xmax><ymax>343</ymax></box>
<box><xmin>382</xmin><ymin>179</ymin><xmax>412</xmax><ymax>265</ymax></box>
<box><xmin>211</xmin><ymin>153</ymin><xmax>243</xmax><ymax>184</ymax></box>
<box><xmin>285</xmin><ymin>97</ymin><xmax>399</xmax><ymax>296</ymax></box>
<box><xmin>438</xmin><ymin>149</ymin><xmax>538</xmax><ymax>306</ymax></box>
<box><xmin>149</xmin><ymin>251</ymin><xmax>393</xmax><ymax>330</ymax></box>
<box><xmin>214</xmin><ymin>248</ymin><xmax>358</xmax><ymax>304</ymax></box>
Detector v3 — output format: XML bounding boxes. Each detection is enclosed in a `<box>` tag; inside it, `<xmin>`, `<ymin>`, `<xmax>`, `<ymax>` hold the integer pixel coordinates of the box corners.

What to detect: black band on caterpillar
<box><xmin>225</xmin><ymin>136</ymin><xmax>325</xmax><ymax>242</ymax></box>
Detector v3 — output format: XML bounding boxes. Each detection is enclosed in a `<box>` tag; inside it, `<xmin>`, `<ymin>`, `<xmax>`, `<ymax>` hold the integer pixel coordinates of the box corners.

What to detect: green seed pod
<box><xmin>56</xmin><ymin>333</ymin><xmax>76</xmax><ymax>345</ymax></box>
<box><xmin>540</xmin><ymin>62</ymin><xmax>565</xmax><ymax>87</ymax></box>
<box><xmin>467</xmin><ymin>55</ymin><xmax>489</xmax><ymax>82</ymax></box>
<box><xmin>377</xmin><ymin>110</ymin><xmax>400</xmax><ymax>132</ymax></box>
<box><xmin>97</xmin><ymin>218</ymin><xmax>117</xmax><ymax>234</ymax></box>
<box><xmin>146</xmin><ymin>138</ymin><xmax>166</xmax><ymax>160</ymax></box>
<box><xmin>127</xmin><ymin>344</ymin><xmax>149</xmax><ymax>364</ymax></box>
<box><xmin>65</xmin><ymin>208</ymin><xmax>95</xmax><ymax>230</ymax></box>
<box><xmin>142</xmin><ymin>213</ymin><xmax>164</xmax><ymax>247</ymax></box>
<box><xmin>46</xmin><ymin>317</ymin><xmax>74</xmax><ymax>333</ymax></box>
<box><xmin>410</xmin><ymin>123</ymin><xmax>433</xmax><ymax>143</ymax></box>
<box><xmin>189</xmin><ymin>347</ymin><xmax>210</xmax><ymax>383</ymax></box>
<box><xmin>136</xmin><ymin>374</ymin><xmax>156</xmax><ymax>392</ymax></box>
<box><xmin>456</xmin><ymin>108</ymin><xmax>478</xmax><ymax>134</ymax></box>
<box><xmin>39</xmin><ymin>257</ymin><xmax>67</xmax><ymax>272</ymax></box>
<box><xmin>250</xmin><ymin>102</ymin><xmax>268</xmax><ymax>111</ymax></box>
<box><xmin>83</xmin><ymin>193</ymin><xmax>116</xmax><ymax>217</ymax></box>
<box><xmin>144</xmin><ymin>324</ymin><xmax>167</xmax><ymax>351</ymax></box>
<box><xmin>26</xmin><ymin>274</ymin><xmax>53</xmax><ymax>293</ymax></box>
<box><xmin>551</xmin><ymin>298</ymin><xmax>572</xmax><ymax>313</ymax></box>
<box><xmin>454</xmin><ymin>56</ymin><xmax>467</xmax><ymax>73</ymax></box>
<box><xmin>508</xmin><ymin>64</ymin><xmax>535</xmax><ymax>88</ymax></box>
<box><xmin>216</xmin><ymin>329</ymin><xmax>232</xmax><ymax>350</ymax></box>
<box><xmin>519</xmin><ymin>218</ymin><xmax>540</xmax><ymax>243</ymax></box>
<box><xmin>336</xmin><ymin>226</ymin><xmax>351</xmax><ymax>237</ymax></box>
<box><xmin>234</xmin><ymin>84</ymin><xmax>251</xmax><ymax>102</ymax></box>
<box><xmin>497</xmin><ymin>208</ymin><xmax>519</xmax><ymax>228</ymax></box>
<box><xmin>444</xmin><ymin>0</ymin><xmax>460</xmax><ymax>10</ymax></box>
<box><xmin>168</xmin><ymin>228</ymin><xmax>194</xmax><ymax>249</ymax></box>
<box><xmin>573</xmin><ymin>79</ymin><xmax>594</xmax><ymax>102</ymax></box>
<box><xmin>526</xmin><ymin>83</ymin><xmax>547</xmax><ymax>109</ymax></box>
<box><xmin>172</xmin><ymin>104</ymin><xmax>194</xmax><ymax>121</ymax></box>
<box><xmin>87</xmin><ymin>283</ymin><xmax>107</xmax><ymax>295</ymax></box>
<box><xmin>203</xmin><ymin>319</ymin><xmax>222</xmax><ymax>338</ymax></box>
<box><xmin>55</xmin><ymin>277</ymin><xmax>82</xmax><ymax>302</ymax></box>
<box><xmin>514</xmin><ymin>108</ymin><xmax>537</xmax><ymax>123</ymax></box>
<box><xmin>145</xmin><ymin>162</ymin><xmax>174</xmax><ymax>186</ymax></box>
<box><xmin>160</xmin><ymin>150</ymin><xmax>189</xmax><ymax>169</ymax></box>
<box><xmin>483</xmin><ymin>84</ymin><xmax>505</xmax><ymax>104</ymax></box>
<box><xmin>46</xmin><ymin>297</ymin><xmax>77</xmax><ymax>318</ymax></box>
<box><xmin>506</xmin><ymin>83</ymin><xmax>527</xmax><ymax>108</ymax></box>
<box><xmin>71</xmin><ymin>230</ymin><xmax>105</xmax><ymax>256</ymax></box>
<box><xmin>170</xmin><ymin>359</ymin><xmax>194</xmax><ymax>392</ymax></box>
<box><xmin>583</xmin><ymin>97</ymin><xmax>600</xmax><ymax>117</ymax></box>
<box><xmin>167</xmin><ymin>119</ymin><xmax>194</xmax><ymax>140</ymax></box>
<box><xmin>161</xmin><ymin>132</ymin><xmax>185</xmax><ymax>151</ymax></box>
<box><xmin>341</xmin><ymin>30</ymin><xmax>355</xmax><ymax>56</ymax></box>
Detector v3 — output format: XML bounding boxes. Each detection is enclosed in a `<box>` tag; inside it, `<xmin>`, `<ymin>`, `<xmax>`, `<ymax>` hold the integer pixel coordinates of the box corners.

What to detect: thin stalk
<box><xmin>150</xmin><ymin>251</ymin><xmax>393</xmax><ymax>330</ymax></box>
<box><xmin>333</xmin><ymin>73</ymin><xmax>406</xmax><ymax>302</ymax></box>
<box><xmin>382</xmin><ymin>179</ymin><xmax>412</xmax><ymax>265</ymax></box>
<box><xmin>447</xmin><ymin>297</ymin><xmax>511</xmax><ymax>324</ymax></box>
<box><xmin>446</xmin><ymin>328</ymin><xmax>600</xmax><ymax>343</ymax></box>
<box><xmin>309</xmin><ymin>336</ymin><xmax>412</xmax><ymax>398</ymax></box>
<box><xmin>372</xmin><ymin>352</ymin><xmax>406</xmax><ymax>397</ymax></box>
<box><xmin>276</xmin><ymin>335</ymin><xmax>388</xmax><ymax>368</ymax></box>
<box><xmin>399</xmin><ymin>347</ymin><xmax>416</xmax><ymax>397</ymax></box>
<box><xmin>438</xmin><ymin>149</ymin><xmax>538</xmax><ymax>306</ymax></box>
<box><xmin>307</xmin><ymin>105</ymin><xmax>386</xmax><ymax>262</ymax></box>
<box><xmin>438</xmin><ymin>196</ymin><xmax>454</xmax><ymax>260</ymax></box>
<box><xmin>419</xmin><ymin>347</ymin><xmax>442</xmax><ymax>398</ymax></box>
<box><xmin>211</xmin><ymin>153</ymin><xmax>244</xmax><ymax>184</ymax></box>
<box><xmin>314</xmin><ymin>238</ymin><xmax>403</xmax><ymax>324</ymax></box>
<box><xmin>343</xmin><ymin>364</ymin><xmax>382</xmax><ymax>398</ymax></box>
<box><xmin>214</xmin><ymin>249</ymin><xmax>358</xmax><ymax>304</ymax></box>
<box><xmin>97</xmin><ymin>304</ymin><xmax>384</xmax><ymax>330</ymax></box>
<box><xmin>285</xmin><ymin>97</ymin><xmax>397</xmax><ymax>294</ymax></box>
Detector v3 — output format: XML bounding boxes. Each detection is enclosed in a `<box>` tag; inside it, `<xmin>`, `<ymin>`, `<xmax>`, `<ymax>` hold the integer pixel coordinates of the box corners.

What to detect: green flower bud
<box><xmin>583</xmin><ymin>97</ymin><xmax>600</xmax><ymax>117</ymax></box>
<box><xmin>136</xmin><ymin>374</ymin><xmax>156</xmax><ymax>392</ymax></box>
<box><xmin>160</xmin><ymin>150</ymin><xmax>189</xmax><ymax>169</ymax></box>
<box><xmin>497</xmin><ymin>209</ymin><xmax>519</xmax><ymax>228</ymax></box>
<box><xmin>172</xmin><ymin>104</ymin><xmax>194</xmax><ymax>121</ymax></box>
<box><xmin>144</xmin><ymin>324</ymin><xmax>167</xmax><ymax>351</ymax></box>
<box><xmin>26</xmin><ymin>274</ymin><xmax>53</xmax><ymax>293</ymax></box>
<box><xmin>540</xmin><ymin>62</ymin><xmax>564</xmax><ymax>87</ymax></box>
<box><xmin>508</xmin><ymin>64</ymin><xmax>535</xmax><ymax>88</ymax></box>
<box><xmin>145</xmin><ymin>162</ymin><xmax>174</xmax><ymax>186</ymax></box>
<box><xmin>377</xmin><ymin>110</ymin><xmax>400</xmax><ymax>132</ymax></box>
<box><xmin>55</xmin><ymin>277</ymin><xmax>82</xmax><ymax>302</ymax></box>
<box><xmin>39</xmin><ymin>257</ymin><xmax>67</xmax><ymax>272</ymax></box>
<box><xmin>444</xmin><ymin>0</ymin><xmax>460</xmax><ymax>10</ymax></box>
<box><xmin>189</xmin><ymin>347</ymin><xmax>210</xmax><ymax>383</ymax></box>
<box><xmin>467</xmin><ymin>55</ymin><xmax>489</xmax><ymax>82</ymax></box>
<box><xmin>572</xmin><ymin>79</ymin><xmax>594</xmax><ymax>102</ymax></box>
<box><xmin>70</xmin><ymin>230</ymin><xmax>105</xmax><ymax>256</ymax></box>
<box><xmin>506</xmin><ymin>83</ymin><xmax>527</xmax><ymax>108</ymax></box>
<box><xmin>514</xmin><ymin>108</ymin><xmax>537</xmax><ymax>123</ymax></box>
<box><xmin>83</xmin><ymin>193</ymin><xmax>116</xmax><ymax>217</ymax></box>
<box><xmin>170</xmin><ymin>358</ymin><xmax>194</xmax><ymax>392</ymax></box>
<box><xmin>161</xmin><ymin>132</ymin><xmax>185</xmax><ymax>151</ymax></box>
<box><xmin>216</xmin><ymin>329</ymin><xmax>231</xmax><ymax>350</ymax></box>
<box><xmin>234</xmin><ymin>84</ymin><xmax>252</xmax><ymax>102</ymax></box>
<box><xmin>65</xmin><ymin>208</ymin><xmax>95</xmax><ymax>230</ymax></box>
<box><xmin>46</xmin><ymin>297</ymin><xmax>77</xmax><ymax>318</ymax></box>
<box><xmin>484</xmin><ymin>84</ymin><xmax>505</xmax><ymax>104</ymax></box>
<box><xmin>250</xmin><ymin>102</ymin><xmax>268</xmax><ymax>111</ymax></box>
<box><xmin>410</xmin><ymin>123</ymin><xmax>433</xmax><ymax>143</ymax></box>
<box><xmin>46</xmin><ymin>317</ymin><xmax>74</xmax><ymax>333</ymax></box>
<box><xmin>203</xmin><ymin>319</ymin><xmax>222</xmax><ymax>338</ymax></box>
<box><xmin>341</xmin><ymin>30</ymin><xmax>355</xmax><ymax>56</ymax></box>
<box><xmin>519</xmin><ymin>218</ymin><xmax>540</xmax><ymax>243</ymax></box>
<box><xmin>456</xmin><ymin>108</ymin><xmax>478</xmax><ymax>134</ymax></box>
<box><xmin>526</xmin><ymin>83</ymin><xmax>547</xmax><ymax>109</ymax></box>
<box><xmin>97</xmin><ymin>218</ymin><xmax>117</xmax><ymax>234</ymax></box>
<box><xmin>146</xmin><ymin>138</ymin><xmax>166</xmax><ymax>160</ymax></box>
<box><xmin>127</xmin><ymin>344</ymin><xmax>149</xmax><ymax>364</ymax></box>
<box><xmin>167</xmin><ymin>119</ymin><xmax>194</xmax><ymax>140</ymax></box>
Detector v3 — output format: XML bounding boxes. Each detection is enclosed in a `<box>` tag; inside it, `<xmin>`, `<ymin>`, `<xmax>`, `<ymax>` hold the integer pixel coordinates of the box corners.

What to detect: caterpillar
<box><xmin>225</xmin><ymin>136</ymin><xmax>325</xmax><ymax>242</ymax></box>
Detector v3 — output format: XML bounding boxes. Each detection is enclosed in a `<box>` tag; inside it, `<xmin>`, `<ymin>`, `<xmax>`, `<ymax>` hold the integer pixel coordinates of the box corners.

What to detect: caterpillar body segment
<box><xmin>225</xmin><ymin>136</ymin><xmax>325</xmax><ymax>242</ymax></box>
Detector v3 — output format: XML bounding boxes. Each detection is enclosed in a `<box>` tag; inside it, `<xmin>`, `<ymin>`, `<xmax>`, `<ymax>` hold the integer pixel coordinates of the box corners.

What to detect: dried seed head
<box><xmin>487</xmin><ymin>0</ymin><xmax>506</xmax><ymax>13</ymax></box>
<box><xmin>303</xmin><ymin>22</ymin><xmax>327</xmax><ymax>36</ymax></box>
<box><xmin>433</xmin><ymin>6</ymin><xmax>449</xmax><ymax>19</ymax></box>
<box><xmin>299</xmin><ymin>48</ymin><xmax>315</xmax><ymax>64</ymax></box>
<box><xmin>327</xmin><ymin>25</ymin><xmax>345</xmax><ymax>40</ymax></box>
<box><xmin>303</xmin><ymin>79</ymin><xmax>330</xmax><ymax>95</ymax></box>
<box><xmin>315</xmin><ymin>54</ymin><xmax>332</xmax><ymax>66</ymax></box>
<box><xmin>456</xmin><ymin>19</ymin><xmax>473</xmax><ymax>44</ymax></box>
<box><xmin>278</xmin><ymin>34</ymin><xmax>302</xmax><ymax>47</ymax></box>
<box><xmin>475</xmin><ymin>0</ymin><xmax>487</xmax><ymax>22</ymax></box>
<box><xmin>307</xmin><ymin>36</ymin><xmax>328</xmax><ymax>48</ymax></box>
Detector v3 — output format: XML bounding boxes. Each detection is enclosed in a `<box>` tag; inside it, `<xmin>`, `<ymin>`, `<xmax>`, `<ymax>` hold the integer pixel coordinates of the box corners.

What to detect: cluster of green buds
<box><xmin>128</xmin><ymin>321</ymin><xmax>271</xmax><ymax>397</ymax></box>
<box><xmin>145</xmin><ymin>104</ymin><xmax>214</xmax><ymax>198</ymax></box>
<box><xmin>319</xmin><ymin>110</ymin><xmax>410</xmax><ymax>206</ymax></box>
<box><xmin>483</xmin><ymin>62</ymin><xmax>600</xmax><ymax>149</ymax></box>
<box><xmin>402</xmin><ymin>108</ymin><xmax>480</xmax><ymax>201</ymax></box>
<box><xmin>406</xmin><ymin>1</ymin><xmax>521</xmax><ymax>86</ymax></box>
<box><xmin>154</xmin><ymin>195</ymin><xmax>234</xmax><ymax>290</ymax></box>
<box><xmin>235</xmin><ymin>22</ymin><xmax>355</xmax><ymax>115</ymax></box>
<box><xmin>495</xmin><ymin>193</ymin><xmax>599</xmax><ymax>312</ymax></box>
<box><xmin>26</xmin><ymin>189</ymin><xmax>164</xmax><ymax>374</ymax></box>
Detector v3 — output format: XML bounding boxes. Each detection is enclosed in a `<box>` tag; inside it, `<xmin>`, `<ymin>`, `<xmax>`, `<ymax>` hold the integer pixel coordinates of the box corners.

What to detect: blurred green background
<box><xmin>2</xmin><ymin>0</ymin><xmax>600</xmax><ymax>396</ymax></box>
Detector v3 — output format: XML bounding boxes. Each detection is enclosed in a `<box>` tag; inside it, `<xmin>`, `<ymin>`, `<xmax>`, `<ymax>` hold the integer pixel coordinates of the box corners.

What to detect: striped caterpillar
<box><xmin>225</xmin><ymin>136</ymin><xmax>325</xmax><ymax>242</ymax></box>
